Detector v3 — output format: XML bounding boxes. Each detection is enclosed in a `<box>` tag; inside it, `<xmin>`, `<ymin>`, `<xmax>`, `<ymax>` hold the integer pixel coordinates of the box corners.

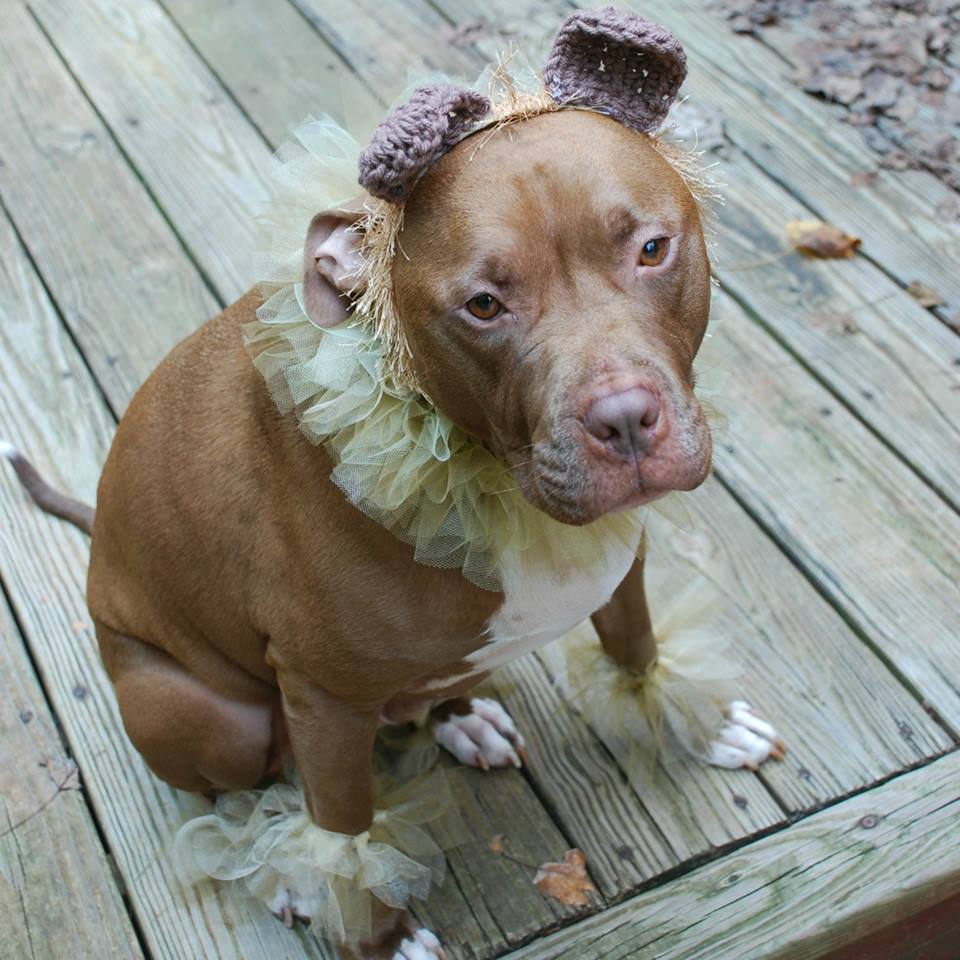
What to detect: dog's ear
<box><xmin>544</xmin><ymin>9</ymin><xmax>687</xmax><ymax>134</ymax></box>
<box><xmin>358</xmin><ymin>84</ymin><xmax>491</xmax><ymax>202</ymax></box>
<box><xmin>302</xmin><ymin>208</ymin><xmax>366</xmax><ymax>329</ymax></box>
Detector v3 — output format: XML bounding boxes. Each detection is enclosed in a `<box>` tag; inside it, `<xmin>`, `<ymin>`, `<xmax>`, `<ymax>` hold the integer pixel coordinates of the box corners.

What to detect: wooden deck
<box><xmin>1</xmin><ymin>1</ymin><xmax>959</xmax><ymax>958</ymax></box>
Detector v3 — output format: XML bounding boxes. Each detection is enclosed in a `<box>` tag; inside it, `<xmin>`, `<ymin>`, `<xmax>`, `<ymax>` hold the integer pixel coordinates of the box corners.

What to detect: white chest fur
<box><xmin>464</xmin><ymin>525</ymin><xmax>642</xmax><ymax>676</ymax></box>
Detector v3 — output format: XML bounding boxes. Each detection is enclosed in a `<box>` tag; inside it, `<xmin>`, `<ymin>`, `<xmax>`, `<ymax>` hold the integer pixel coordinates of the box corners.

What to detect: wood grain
<box><xmin>290</xmin><ymin>0</ymin><xmax>470</xmax><ymax>103</ymax></box>
<box><xmin>29</xmin><ymin>0</ymin><xmax>273</xmax><ymax>302</ymax></box>
<box><xmin>0</xmin><ymin>592</ymin><xmax>142</xmax><ymax>960</ymax></box>
<box><xmin>0</xmin><ymin>0</ymin><xmax>217</xmax><ymax>411</ymax></box>
<box><xmin>708</xmin><ymin>288</ymin><xmax>960</xmax><ymax>731</ymax></box>
<box><xmin>157</xmin><ymin>0</ymin><xmax>382</xmax><ymax>146</ymax></box>
<box><xmin>502</xmin><ymin>747</ymin><xmax>960</xmax><ymax>960</ymax></box>
<box><xmin>710</xmin><ymin>144</ymin><xmax>960</xmax><ymax>507</ymax></box>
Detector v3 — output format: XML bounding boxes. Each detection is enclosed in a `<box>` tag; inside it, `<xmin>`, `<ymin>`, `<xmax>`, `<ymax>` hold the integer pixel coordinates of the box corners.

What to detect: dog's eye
<box><xmin>466</xmin><ymin>293</ymin><xmax>502</xmax><ymax>321</ymax></box>
<box><xmin>639</xmin><ymin>237</ymin><xmax>670</xmax><ymax>267</ymax></box>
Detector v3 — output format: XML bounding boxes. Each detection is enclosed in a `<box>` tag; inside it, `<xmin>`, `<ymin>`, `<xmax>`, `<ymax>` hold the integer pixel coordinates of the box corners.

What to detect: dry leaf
<box><xmin>850</xmin><ymin>169</ymin><xmax>878</xmax><ymax>187</ymax></box>
<box><xmin>906</xmin><ymin>281</ymin><xmax>945</xmax><ymax>308</ymax></box>
<box><xmin>786</xmin><ymin>219</ymin><xmax>862</xmax><ymax>258</ymax></box>
<box><xmin>489</xmin><ymin>834</ymin><xmax>504</xmax><ymax>854</ymax></box>
<box><xmin>533</xmin><ymin>849</ymin><xmax>596</xmax><ymax>907</ymax></box>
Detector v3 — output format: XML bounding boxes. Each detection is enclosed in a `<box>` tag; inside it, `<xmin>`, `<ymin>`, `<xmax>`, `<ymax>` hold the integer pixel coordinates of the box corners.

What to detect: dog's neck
<box><xmin>245</xmin><ymin>282</ymin><xmax>647</xmax><ymax>593</ymax></box>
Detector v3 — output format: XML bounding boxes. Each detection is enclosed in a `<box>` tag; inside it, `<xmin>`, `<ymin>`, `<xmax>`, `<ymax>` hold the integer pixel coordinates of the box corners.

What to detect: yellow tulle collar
<box><xmin>245</xmin><ymin>284</ymin><xmax>645</xmax><ymax>591</ymax></box>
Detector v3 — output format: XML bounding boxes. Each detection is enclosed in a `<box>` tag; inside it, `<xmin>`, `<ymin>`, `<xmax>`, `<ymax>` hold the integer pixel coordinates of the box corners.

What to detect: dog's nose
<box><xmin>584</xmin><ymin>388</ymin><xmax>661</xmax><ymax>458</ymax></box>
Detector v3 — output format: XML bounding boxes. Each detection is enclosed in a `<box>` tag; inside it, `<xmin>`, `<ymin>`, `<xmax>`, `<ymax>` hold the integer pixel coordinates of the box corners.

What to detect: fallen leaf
<box><xmin>935</xmin><ymin>197</ymin><xmax>960</xmax><ymax>222</ymax></box>
<box><xmin>533</xmin><ymin>849</ymin><xmax>596</xmax><ymax>907</ymax></box>
<box><xmin>438</xmin><ymin>19</ymin><xmax>490</xmax><ymax>47</ymax></box>
<box><xmin>850</xmin><ymin>169</ymin><xmax>878</xmax><ymax>187</ymax></box>
<box><xmin>786</xmin><ymin>219</ymin><xmax>862</xmax><ymax>258</ymax></box>
<box><xmin>489</xmin><ymin>834</ymin><xmax>504</xmax><ymax>854</ymax></box>
<box><xmin>906</xmin><ymin>281</ymin><xmax>945</xmax><ymax>308</ymax></box>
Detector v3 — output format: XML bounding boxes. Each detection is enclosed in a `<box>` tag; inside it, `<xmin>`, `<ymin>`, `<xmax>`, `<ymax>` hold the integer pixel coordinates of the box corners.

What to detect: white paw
<box><xmin>268</xmin><ymin>886</ymin><xmax>313</xmax><ymax>926</ymax></box>
<box><xmin>704</xmin><ymin>700</ymin><xmax>787</xmax><ymax>770</ymax></box>
<box><xmin>395</xmin><ymin>927</ymin><xmax>445</xmax><ymax>959</ymax></box>
<box><xmin>433</xmin><ymin>697</ymin><xmax>527</xmax><ymax>770</ymax></box>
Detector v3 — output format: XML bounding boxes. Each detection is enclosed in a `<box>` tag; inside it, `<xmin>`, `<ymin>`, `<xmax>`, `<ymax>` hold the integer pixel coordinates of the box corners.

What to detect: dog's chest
<box><xmin>464</xmin><ymin>532</ymin><xmax>640</xmax><ymax>676</ymax></box>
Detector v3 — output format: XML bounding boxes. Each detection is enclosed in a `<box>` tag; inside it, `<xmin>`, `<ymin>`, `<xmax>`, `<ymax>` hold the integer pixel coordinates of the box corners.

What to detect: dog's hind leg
<box><xmin>98</xmin><ymin>625</ymin><xmax>278</xmax><ymax>793</ymax></box>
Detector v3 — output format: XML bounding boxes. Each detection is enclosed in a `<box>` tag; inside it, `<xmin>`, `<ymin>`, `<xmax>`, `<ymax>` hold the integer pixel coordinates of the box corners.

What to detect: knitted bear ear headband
<box><xmin>349</xmin><ymin>7</ymin><xmax>694</xmax><ymax>391</ymax></box>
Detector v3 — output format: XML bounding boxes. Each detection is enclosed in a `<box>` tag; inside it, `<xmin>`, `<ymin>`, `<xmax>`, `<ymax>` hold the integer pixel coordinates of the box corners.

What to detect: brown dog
<box><xmin>2</xmin><ymin>15</ymin><xmax>783</xmax><ymax>960</ymax></box>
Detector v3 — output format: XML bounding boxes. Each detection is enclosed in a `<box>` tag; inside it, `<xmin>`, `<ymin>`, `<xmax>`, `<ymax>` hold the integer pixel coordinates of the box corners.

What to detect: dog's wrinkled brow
<box><xmin>604</xmin><ymin>206</ymin><xmax>638</xmax><ymax>245</ymax></box>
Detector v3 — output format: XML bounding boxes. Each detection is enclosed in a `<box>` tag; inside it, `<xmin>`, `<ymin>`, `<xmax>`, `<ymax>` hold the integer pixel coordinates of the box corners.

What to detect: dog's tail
<box><xmin>1</xmin><ymin>441</ymin><xmax>95</xmax><ymax>535</ymax></box>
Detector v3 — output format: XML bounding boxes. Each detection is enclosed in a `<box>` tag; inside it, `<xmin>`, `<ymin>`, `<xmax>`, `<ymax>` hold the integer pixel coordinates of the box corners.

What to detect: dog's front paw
<box><xmin>394</xmin><ymin>928</ymin><xmax>446</xmax><ymax>960</ymax></box>
<box><xmin>705</xmin><ymin>700</ymin><xmax>786</xmax><ymax>770</ymax></box>
<box><xmin>433</xmin><ymin>697</ymin><xmax>527</xmax><ymax>770</ymax></box>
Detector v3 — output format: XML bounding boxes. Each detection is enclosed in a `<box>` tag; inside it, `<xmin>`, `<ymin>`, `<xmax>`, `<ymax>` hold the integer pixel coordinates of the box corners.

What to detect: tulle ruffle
<box><xmin>173</xmin><ymin>768</ymin><xmax>463</xmax><ymax>944</ymax></box>
<box><xmin>547</xmin><ymin>561</ymin><xmax>740</xmax><ymax>773</ymax></box>
<box><xmin>245</xmin><ymin>284</ymin><xmax>646</xmax><ymax>592</ymax></box>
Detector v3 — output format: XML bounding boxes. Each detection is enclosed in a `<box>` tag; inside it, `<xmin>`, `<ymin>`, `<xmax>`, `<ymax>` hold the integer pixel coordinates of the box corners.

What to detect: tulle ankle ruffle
<box><xmin>173</xmin><ymin>768</ymin><xmax>463</xmax><ymax>944</ymax></box>
<box><xmin>546</xmin><ymin>560</ymin><xmax>740</xmax><ymax>774</ymax></box>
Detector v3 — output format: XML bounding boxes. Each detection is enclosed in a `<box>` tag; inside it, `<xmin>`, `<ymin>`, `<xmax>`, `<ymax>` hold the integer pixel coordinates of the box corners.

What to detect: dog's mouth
<box><xmin>507</xmin><ymin>412</ymin><xmax>711</xmax><ymax>526</ymax></box>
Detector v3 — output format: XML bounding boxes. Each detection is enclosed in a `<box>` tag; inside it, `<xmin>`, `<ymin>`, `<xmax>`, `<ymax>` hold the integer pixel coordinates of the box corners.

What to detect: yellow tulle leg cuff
<box><xmin>173</xmin><ymin>768</ymin><xmax>463</xmax><ymax>944</ymax></box>
<box><xmin>549</xmin><ymin>567</ymin><xmax>741</xmax><ymax>773</ymax></box>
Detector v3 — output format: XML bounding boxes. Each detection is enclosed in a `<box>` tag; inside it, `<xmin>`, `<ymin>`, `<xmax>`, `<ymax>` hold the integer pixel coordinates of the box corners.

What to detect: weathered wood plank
<box><xmin>646</xmin><ymin>477</ymin><xmax>951</xmax><ymax>811</ymax></box>
<box><xmin>488</xmin><ymin>657</ymin><xmax>680</xmax><ymax>899</ymax></box>
<box><xmin>0</xmin><ymin>593</ymin><xmax>142</xmax><ymax>960</ymax></box>
<box><xmin>29</xmin><ymin>0</ymin><xmax>272</xmax><ymax>302</ymax></box>
<box><xmin>157</xmin><ymin>0</ymin><xmax>382</xmax><ymax>146</ymax></box>
<box><xmin>0</xmin><ymin>195</ymin><xmax>332</xmax><ymax>960</ymax></box>
<box><xmin>417</xmin><ymin>757</ymin><xmax>600</xmax><ymax>958</ymax></box>
<box><xmin>289</xmin><ymin>0</ymin><xmax>471</xmax><ymax>101</ymax></box>
<box><xmin>710</xmin><ymin>143</ymin><xmax>960</xmax><ymax>508</ymax></box>
<box><xmin>708</xmin><ymin>287</ymin><xmax>960</xmax><ymax>730</ymax></box>
<box><xmin>0</xmin><ymin>0</ymin><xmax>217</xmax><ymax>409</ymax></box>
<box><xmin>502</xmin><ymin>747</ymin><xmax>960</xmax><ymax>960</ymax></box>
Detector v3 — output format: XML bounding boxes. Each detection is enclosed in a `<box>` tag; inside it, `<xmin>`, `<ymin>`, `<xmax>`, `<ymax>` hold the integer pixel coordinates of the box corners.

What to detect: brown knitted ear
<box><xmin>358</xmin><ymin>84</ymin><xmax>491</xmax><ymax>203</ymax></box>
<box><xmin>543</xmin><ymin>8</ymin><xmax>687</xmax><ymax>134</ymax></box>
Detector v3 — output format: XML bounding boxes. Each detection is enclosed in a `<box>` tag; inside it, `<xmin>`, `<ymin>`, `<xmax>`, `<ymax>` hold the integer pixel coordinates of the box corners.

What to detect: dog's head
<box><xmin>300</xmin><ymin>10</ymin><xmax>712</xmax><ymax>525</ymax></box>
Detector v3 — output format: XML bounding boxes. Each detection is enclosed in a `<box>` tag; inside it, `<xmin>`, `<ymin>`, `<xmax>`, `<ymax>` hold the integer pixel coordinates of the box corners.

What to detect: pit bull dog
<box><xmin>2</xmin><ymin>10</ymin><xmax>782</xmax><ymax>960</ymax></box>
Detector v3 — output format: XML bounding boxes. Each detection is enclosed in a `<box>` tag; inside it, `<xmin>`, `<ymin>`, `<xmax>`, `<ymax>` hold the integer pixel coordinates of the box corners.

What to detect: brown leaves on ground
<box><xmin>786</xmin><ymin>219</ymin><xmax>862</xmax><ymax>259</ymax></box>
<box><xmin>533</xmin><ymin>849</ymin><xmax>596</xmax><ymax>907</ymax></box>
<box><xmin>906</xmin><ymin>281</ymin><xmax>946</xmax><ymax>308</ymax></box>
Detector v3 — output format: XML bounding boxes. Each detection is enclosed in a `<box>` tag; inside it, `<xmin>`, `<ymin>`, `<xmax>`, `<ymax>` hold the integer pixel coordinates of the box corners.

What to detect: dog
<box><xmin>3</xmin><ymin>10</ymin><xmax>782</xmax><ymax>960</ymax></box>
